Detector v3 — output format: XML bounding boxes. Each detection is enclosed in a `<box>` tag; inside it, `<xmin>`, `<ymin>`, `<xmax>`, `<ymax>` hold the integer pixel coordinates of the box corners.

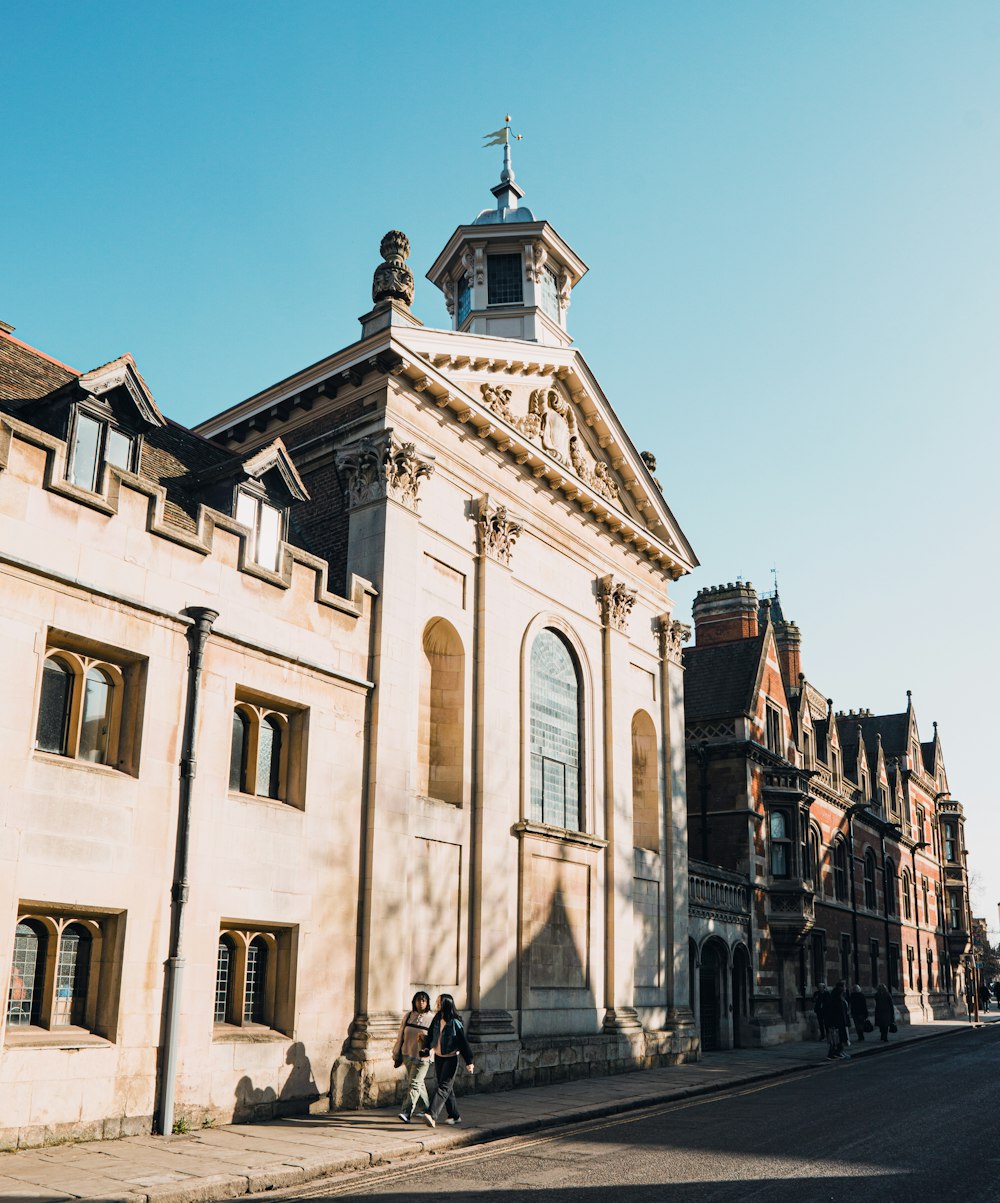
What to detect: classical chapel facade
<box><xmin>0</xmin><ymin>147</ymin><xmax>699</xmax><ymax>1147</ymax></box>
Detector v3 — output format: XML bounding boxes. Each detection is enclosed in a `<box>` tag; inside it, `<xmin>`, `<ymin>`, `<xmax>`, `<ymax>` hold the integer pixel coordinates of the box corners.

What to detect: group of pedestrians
<box><xmin>392</xmin><ymin>991</ymin><xmax>476</xmax><ymax>1127</ymax></box>
<box><xmin>813</xmin><ymin>981</ymin><xmax>895</xmax><ymax>1059</ymax></box>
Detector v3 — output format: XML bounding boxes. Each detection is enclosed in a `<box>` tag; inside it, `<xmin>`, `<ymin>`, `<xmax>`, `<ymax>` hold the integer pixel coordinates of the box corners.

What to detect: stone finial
<box><xmin>372</xmin><ymin>230</ymin><xmax>415</xmax><ymax>307</ymax></box>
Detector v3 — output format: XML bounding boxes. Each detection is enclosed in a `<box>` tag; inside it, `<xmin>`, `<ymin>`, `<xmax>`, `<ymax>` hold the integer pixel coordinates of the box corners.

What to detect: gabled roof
<box><xmin>77</xmin><ymin>354</ymin><xmax>165</xmax><ymax>427</ymax></box>
<box><xmin>0</xmin><ymin>329</ymin><xmax>77</xmax><ymax>401</ymax></box>
<box><xmin>683</xmin><ymin>632</ymin><xmax>767</xmax><ymax>721</ymax></box>
<box><xmin>195</xmin><ymin>436</ymin><xmax>310</xmax><ymax>502</ymax></box>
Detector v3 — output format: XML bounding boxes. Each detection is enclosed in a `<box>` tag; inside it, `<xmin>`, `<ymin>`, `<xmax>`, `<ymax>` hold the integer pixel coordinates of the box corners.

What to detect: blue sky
<box><xmin>5</xmin><ymin>2</ymin><xmax>999</xmax><ymax>933</ymax></box>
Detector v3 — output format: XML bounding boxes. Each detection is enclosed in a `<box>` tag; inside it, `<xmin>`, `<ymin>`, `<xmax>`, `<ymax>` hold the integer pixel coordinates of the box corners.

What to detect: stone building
<box><xmin>1</xmin><ymin>140</ymin><xmax>700</xmax><ymax>1147</ymax></box>
<box><xmin>681</xmin><ymin>580</ymin><xmax>973</xmax><ymax>1049</ymax></box>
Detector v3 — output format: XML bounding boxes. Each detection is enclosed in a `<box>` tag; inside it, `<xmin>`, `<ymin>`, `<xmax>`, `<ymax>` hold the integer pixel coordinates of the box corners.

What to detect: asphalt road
<box><xmin>280</xmin><ymin>1025</ymin><xmax>1000</xmax><ymax>1203</ymax></box>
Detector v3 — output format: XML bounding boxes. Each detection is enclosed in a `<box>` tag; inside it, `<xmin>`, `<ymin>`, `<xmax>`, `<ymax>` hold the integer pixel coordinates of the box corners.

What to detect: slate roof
<box><xmin>682</xmin><ymin>633</ymin><xmax>766</xmax><ymax>721</ymax></box>
<box><xmin>921</xmin><ymin>739</ymin><xmax>936</xmax><ymax>773</ymax></box>
<box><xmin>0</xmin><ymin>331</ymin><xmax>76</xmax><ymax>401</ymax></box>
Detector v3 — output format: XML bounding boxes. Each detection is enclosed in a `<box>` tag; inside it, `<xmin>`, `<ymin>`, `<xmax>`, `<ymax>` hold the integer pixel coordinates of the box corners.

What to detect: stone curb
<box><xmin>0</xmin><ymin>1024</ymin><xmax>980</xmax><ymax>1202</ymax></box>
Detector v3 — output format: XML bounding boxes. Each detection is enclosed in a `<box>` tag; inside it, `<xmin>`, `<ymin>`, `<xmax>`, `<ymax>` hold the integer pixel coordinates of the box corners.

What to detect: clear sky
<box><xmin>5</xmin><ymin>3</ymin><xmax>998</xmax><ymax>936</ymax></box>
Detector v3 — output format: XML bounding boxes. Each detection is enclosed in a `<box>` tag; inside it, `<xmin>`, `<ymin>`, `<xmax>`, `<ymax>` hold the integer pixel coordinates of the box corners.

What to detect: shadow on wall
<box><xmin>233</xmin><ymin>1041</ymin><xmax>319</xmax><ymax>1122</ymax></box>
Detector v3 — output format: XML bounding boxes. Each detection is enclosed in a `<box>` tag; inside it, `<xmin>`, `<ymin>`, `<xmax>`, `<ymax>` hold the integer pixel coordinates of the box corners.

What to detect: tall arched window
<box><xmin>80</xmin><ymin>667</ymin><xmax>114</xmax><ymax>763</ymax></box>
<box><xmin>52</xmin><ymin>923</ymin><xmax>91</xmax><ymax>1026</ymax></box>
<box><xmin>902</xmin><ymin>868</ymin><xmax>913</xmax><ymax>920</ymax></box>
<box><xmin>244</xmin><ymin>937</ymin><xmax>268</xmax><ymax>1024</ymax></box>
<box><xmin>215</xmin><ymin>936</ymin><xmax>234</xmax><ymax>1023</ymax></box>
<box><xmin>35</xmin><ymin>656</ymin><xmax>73</xmax><ymax>755</ymax></box>
<box><xmin>863</xmin><ymin>850</ymin><xmax>877</xmax><ymax>910</ymax></box>
<box><xmin>257</xmin><ymin>715</ymin><xmax>283</xmax><ymax>800</ymax></box>
<box><xmin>229</xmin><ymin>700</ymin><xmax>295</xmax><ymax>803</ymax></box>
<box><xmin>529</xmin><ymin>628</ymin><xmax>582</xmax><ymax>831</ymax></box>
<box><xmin>230</xmin><ymin>710</ymin><xmax>250</xmax><ymax>792</ymax></box>
<box><xmin>631</xmin><ymin>711</ymin><xmax>659</xmax><ymax>851</ymax></box>
<box><xmin>885</xmin><ymin>858</ymin><xmax>898</xmax><ymax>916</ymax></box>
<box><xmin>418</xmin><ymin>619</ymin><xmax>465</xmax><ymax>804</ymax></box>
<box><xmin>6</xmin><ymin>920</ymin><xmax>46</xmax><ymax>1027</ymax></box>
<box><xmin>833</xmin><ymin>840</ymin><xmax>849</xmax><ymax>902</ymax></box>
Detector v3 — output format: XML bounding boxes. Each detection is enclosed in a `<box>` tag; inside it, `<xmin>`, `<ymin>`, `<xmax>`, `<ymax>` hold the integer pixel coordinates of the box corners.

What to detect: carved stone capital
<box><xmin>656</xmin><ymin>615</ymin><xmax>691</xmax><ymax>664</ymax></box>
<box><xmin>599</xmin><ymin>575</ymin><xmax>637</xmax><ymax>633</ymax></box>
<box><xmin>476</xmin><ymin>496</ymin><xmax>523</xmax><ymax>566</ymax></box>
<box><xmin>335</xmin><ymin>431</ymin><xmax>435</xmax><ymax>511</ymax></box>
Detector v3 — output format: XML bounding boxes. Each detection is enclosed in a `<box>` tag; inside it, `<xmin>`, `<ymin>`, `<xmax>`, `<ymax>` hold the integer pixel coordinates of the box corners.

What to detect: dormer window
<box><xmin>69</xmin><ymin>410</ymin><xmax>136</xmax><ymax>491</ymax></box>
<box><xmin>235</xmin><ymin>489</ymin><xmax>284</xmax><ymax>573</ymax></box>
<box><xmin>487</xmin><ymin>253</ymin><xmax>523</xmax><ymax>305</ymax></box>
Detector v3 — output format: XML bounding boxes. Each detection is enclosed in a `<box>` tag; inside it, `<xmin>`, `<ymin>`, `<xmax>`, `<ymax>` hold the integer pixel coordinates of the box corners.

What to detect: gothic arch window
<box><xmin>901</xmin><ymin>868</ymin><xmax>913</xmax><ymax>921</ymax></box>
<box><xmin>631</xmin><ymin>710</ymin><xmax>659</xmax><ymax>852</ymax></box>
<box><xmin>35</xmin><ymin>656</ymin><xmax>73</xmax><ymax>755</ymax></box>
<box><xmin>34</xmin><ymin>648</ymin><xmax>129</xmax><ymax>768</ymax></box>
<box><xmin>6</xmin><ymin>920</ymin><xmax>47</xmax><ymax>1027</ymax></box>
<box><xmin>769</xmin><ymin>811</ymin><xmax>791</xmax><ymax>879</ymax></box>
<box><xmin>833</xmin><ymin>839</ymin><xmax>849</xmax><ymax>902</ymax></box>
<box><xmin>885</xmin><ymin>857</ymin><xmax>898</xmax><ymax>917</ymax></box>
<box><xmin>215</xmin><ymin>927</ymin><xmax>284</xmax><ymax>1033</ymax></box>
<box><xmin>418</xmin><ymin>619</ymin><xmax>465</xmax><ymax>805</ymax></box>
<box><xmin>229</xmin><ymin>695</ymin><xmax>303</xmax><ymax>806</ymax></box>
<box><xmin>807</xmin><ymin>825</ymin><xmax>822</xmax><ymax>886</ymax></box>
<box><xmin>52</xmin><ymin>923</ymin><xmax>91</xmax><ymax>1027</ymax></box>
<box><xmin>529</xmin><ymin>627</ymin><xmax>583</xmax><ymax>831</ymax></box>
<box><xmin>863</xmin><ymin>850</ymin><xmax>877</xmax><ymax>910</ymax></box>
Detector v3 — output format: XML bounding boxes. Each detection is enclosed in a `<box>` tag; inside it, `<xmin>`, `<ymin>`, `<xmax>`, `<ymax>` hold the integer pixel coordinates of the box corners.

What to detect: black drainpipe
<box><xmin>156</xmin><ymin>606</ymin><xmax>218</xmax><ymax>1136</ymax></box>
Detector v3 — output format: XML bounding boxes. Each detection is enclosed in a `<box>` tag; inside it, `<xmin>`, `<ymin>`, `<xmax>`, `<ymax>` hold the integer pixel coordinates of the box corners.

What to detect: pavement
<box><xmin>0</xmin><ymin>1014</ymin><xmax>993</xmax><ymax>1203</ymax></box>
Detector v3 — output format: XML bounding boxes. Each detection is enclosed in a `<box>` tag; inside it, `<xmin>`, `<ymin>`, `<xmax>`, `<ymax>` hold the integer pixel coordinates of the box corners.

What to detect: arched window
<box><xmin>631</xmin><ymin>711</ymin><xmax>659</xmax><ymax>851</ymax></box>
<box><xmin>215</xmin><ymin>936</ymin><xmax>234</xmax><ymax>1023</ymax></box>
<box><xmin>529</xmin><ymin>628</ymin><xmax>582</xmax><ymax>831</ymax></box>
<box><xmin>418</xmin><ymin>619</ymin><xmax>465</xmax><ymax>804</ymax></box>
<box><xmin>52</xmin><ymin>923</ymin><xmax>91</xmax><ymax>1027</ymax></box>
<box><xmin>902</xmin><ymin>868</ymin><xmax>913</xmax><ymax>920</ymax></box>
<box><xmin>833</xmin><ymin>840</ymin><xmax>849</xmax><ymax>902</ymax></box>
<box><xmin>921</xmin><ymin>877</ymin><xmax>930</xmax><ymax>924</ymax></box>
<box><xmin>244</xmin><ymin>937</ymin><xmax>268</xmax><ymax>1024</ymax></box>
<box><xmin>885</xmin><ymin>858</ymin><xmax>898</xmax><ymax>917</ymax></box>
<box><xmin>863</xmin><ymin>850</ymin><xmax>877</xmax><ymax>910</ymax></box>
<box><xmin>808</xmin><ymin>826</ymin><xmax>822</xmax><ymax>886</ymax></box>
<box><xmin>257</xmin><ymin>715</ymin><xmax>283</xmax><ymax>800</ymax></box>
<box><xmin>769</xmin><ymin>811</ymin><xmax>790</xmax><ymax>878</ymax></box>
<box><xmin>230</xmin><ymin>709</ymin><xmax>250</xmax><ymax>792</ymax></box>
<box><xmin>6</xmin><ymin>920</ymin><xmax>46</xmax><ymax>1027</ymax></box>
<box><xmin>35</xmin><ymin>656</ymin><xmax>73</xmax><ymax>755</ymax></box>
<box><xmin>80</xmin><ymin>667</ymin><xmax>114</xmax><ymax>763</ymax></box>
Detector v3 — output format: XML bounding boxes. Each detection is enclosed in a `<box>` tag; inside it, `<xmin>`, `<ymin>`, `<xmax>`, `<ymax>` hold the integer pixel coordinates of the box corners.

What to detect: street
<box><xmin>278</xmin><ymin>1026</ymin><xmax>1000</xmax><ymax>1203</ymax></box>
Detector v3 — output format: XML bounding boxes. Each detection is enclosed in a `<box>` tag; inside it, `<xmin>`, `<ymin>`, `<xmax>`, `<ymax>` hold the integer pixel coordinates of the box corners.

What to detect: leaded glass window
<box><xmin>833</xmin><ymin>840</ymin><xmax>849</xmax><ymax>901</ymax></box>
<box><xmin>529</xmin><ymin>628</ymin><xmax>582</xmax><ymax>831</ymax></box>
<box><xmin>244</xmin><ymin>938</ymin><xmax>268</xmax><ymax>1024</ymax></box>
<box><xmin>863</xmin><ymin>850</ymin><xmax>877</xmax><ymax>909</ymax></box>
<box><xmin>769</xmin><ymin>811</ymin><xmax>789</xmax><ymax>878</ymax></box>
<box><xmin>6</xmin><ymin>921</ymin><xmax>45</xmax><ymax>1027</ymax></box>
<box><xmin>215</xmin><ymin>937</ymin><xmax>233</xmax><ymax>1023</ymax></box>
<box><xmin>230</xmin><ymin>709</ymin><xmax>250</xmax><ymax>792</ymax></box>
<box><xmin>36</xmin><ymin>656</ymin><xmax>72</xmax><ymax>754</ymax></box>
<box><xmin>540</xmin><ymin>266</ymin><xmax>560</xmax><ymax>320</ymax></box>
<box><xmin>52</xmin><ymin>924</ymin><xmax>90</xmax><ymax>1027</ymax></box>
<box><xmin>257</xmin><ymin>716</ymin><xmax>282</xmax><ymax>800</ymax></box>
<box><xmin>487</xmin><ymin>253</ymin><xmax>523</xmax><ymax>305</ymax></box>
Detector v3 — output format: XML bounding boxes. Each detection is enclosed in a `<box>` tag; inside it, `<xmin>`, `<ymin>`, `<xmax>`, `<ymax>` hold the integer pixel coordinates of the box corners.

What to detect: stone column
<box><xmin>657</xmin><ymin>616</ymin><xmax>697</xmax><ymax>1039</ymax></box>
<box><xmin>599</xmin><ymin>577</ymin><xmax>643</xmax><ymax>1035</ymax></box>
<box><xmin>331</xmin><ymin>430</ymin><xmax>435</xmax><ymax>1106</ymax></box>
<box><xmin>467</xmin><ymin>497</ymin><xmax>521</xmax><ymax>1042</ymax></box>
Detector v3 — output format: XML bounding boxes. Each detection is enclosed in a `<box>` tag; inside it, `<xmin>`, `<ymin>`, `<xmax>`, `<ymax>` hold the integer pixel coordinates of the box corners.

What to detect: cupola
<box><xmin>426</xmin><ymin>118</ymin><xmax>588</xmax><ymax>347</ymax></box>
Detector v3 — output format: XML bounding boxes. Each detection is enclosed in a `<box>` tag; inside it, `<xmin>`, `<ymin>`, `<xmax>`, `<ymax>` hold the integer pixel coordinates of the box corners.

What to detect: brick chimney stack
<box><xmin>692</xmin><ymin>581</ymin><xmax>759</xmax><ymax>647</ymax></box>
<box><xmin>774</xmin><ymin>619</ymin><xmax>802</xmax><ymax>688</ymax></box>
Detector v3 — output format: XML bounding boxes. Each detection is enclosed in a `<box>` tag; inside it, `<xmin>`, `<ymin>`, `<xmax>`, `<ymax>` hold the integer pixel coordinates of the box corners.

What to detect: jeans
<box><xmin>401</xmin><ymin>1057</ymin><xmax>430</xmax><ymax>1115</ymax></box>
<box><xmin>427</xmin><ymin>1054</ymin><xmax>461</xmax><ymax>1121</ymax></box>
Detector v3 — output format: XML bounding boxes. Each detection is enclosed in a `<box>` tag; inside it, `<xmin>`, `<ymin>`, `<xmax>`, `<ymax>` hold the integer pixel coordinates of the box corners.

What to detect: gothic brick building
<box><xmin>681</xmin><ymin>580</ymin><xmax>972</xmax><ymax>1048</ymax></box>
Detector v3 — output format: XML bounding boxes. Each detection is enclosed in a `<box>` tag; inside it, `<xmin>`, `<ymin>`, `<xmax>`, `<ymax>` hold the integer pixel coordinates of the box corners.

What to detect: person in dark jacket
<box><xmin>874</xmin><ymin>983</ymin><xmax>893</xmax><ymax>1042</ymax></box>
<box><xmin>849</xmin><ymin>984</ymin><xmax>870</xmax><ymax>1042</ymax></box>
<box><xmin>813</xmin><ymin>984</ymin><xmax>829</xmax><ymax>1039</ymax></box>
<box><xmin>824</xmin><ymin>981</ymin><xmax>850</xmax><ymax>1059</ymax></box>
<box><xmin>421</xmin><ymin>994</ymin><xmax>475</xmax><ymax>1127</ymax></box>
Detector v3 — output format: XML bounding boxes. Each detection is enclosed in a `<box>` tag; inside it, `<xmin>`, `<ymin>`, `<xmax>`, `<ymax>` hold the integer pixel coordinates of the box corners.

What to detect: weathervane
<box><xmin>483</xmin><ymin>115</ymin><xmax>523</xmax><ymax>184</ymax></box>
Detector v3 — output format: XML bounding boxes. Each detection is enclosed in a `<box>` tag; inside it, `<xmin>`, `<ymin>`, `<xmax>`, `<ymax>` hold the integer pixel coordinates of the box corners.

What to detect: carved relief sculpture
<box><xmin>335</xmin><ymin>432</ymin><xmax>435</xmax><ymax>511</ymax></box>
<box><xmin>371</xmin><ymin>230</ymin><xmax>415</xmax><ymax>307</ymax></box>
<box><xmin>599</xmin><ymin>575</ymin><xmax>638</xmax><ymax>633</ymax></box>
<box><xmin>526</xmin><ymin>241</ymin><xmax>548</xmax><ymax>283</ymax></box>
<box><xmin>476</xmin><ymin>497</ymin><xmax>523</xmax><ymax>566</ymax></box>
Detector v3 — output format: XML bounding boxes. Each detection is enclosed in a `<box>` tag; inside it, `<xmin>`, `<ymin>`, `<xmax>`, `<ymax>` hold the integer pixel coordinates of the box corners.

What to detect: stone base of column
<box><xmin>346</xmin><ymin>1009</ymin><xmax>400</xmax><ymax>1055</ymax></box>
<box><xmin>664</xmin><ymin>1004</ymin><xmax>697</xmax><ymax>1032</ymax></box>
<box><xmin>467</xmin><ymin>1008</ymin><xmax>517</xmax><ymax>1041</ymax></box>
<box><xmin>601</xmin><ymin>1006</ymin><xmax>644</xmax><ymax>1033</ymax></box>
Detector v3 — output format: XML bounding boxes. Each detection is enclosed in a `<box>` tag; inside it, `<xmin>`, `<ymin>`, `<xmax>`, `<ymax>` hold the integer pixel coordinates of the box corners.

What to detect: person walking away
<box><xmin>422</xmin><ymin>994</ymin><xmax>475</xmax><ymax>1127</ymax></box>
<box><xmin>393</xmin><ymin>990</ymin><xmax>434</xmax><ymax>1122</ymax></box>
<box><xmin>813</xmin><ymin>983</ymin><xmax>829</xmax><ymax>1040</ymax></box>
<box><xmin>874</xmin><ymin>983</ymin><xmax>893</xmax><ymax>1042</ymax></box>
<box><xmin>822</xmin><ymin>983</ymin><xmax>844</xmax><ymax>1059</ymax></box>
<box><xmin>849</xmin><ymin>983</ymin><xmax>870</xmax><ymax>1042</ymax></box>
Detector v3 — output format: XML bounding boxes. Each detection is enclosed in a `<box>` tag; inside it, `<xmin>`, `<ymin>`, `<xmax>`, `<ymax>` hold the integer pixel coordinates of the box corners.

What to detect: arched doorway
<box><xmin>699</xmin><ymin>940</ymin><xmax>726</xmax><ymax>1051</ymax></box>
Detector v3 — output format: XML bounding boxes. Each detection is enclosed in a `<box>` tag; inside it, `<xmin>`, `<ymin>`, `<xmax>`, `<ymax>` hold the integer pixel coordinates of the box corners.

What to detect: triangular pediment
<box><xmin>77</xmin><ymin>354</ymin><xmax>165</xmax><ymax>428</ymax></box>
<box><xmin>393</xmin><ymin>330</ymin><xmax>697</xmax><ymax>578</ymax></box>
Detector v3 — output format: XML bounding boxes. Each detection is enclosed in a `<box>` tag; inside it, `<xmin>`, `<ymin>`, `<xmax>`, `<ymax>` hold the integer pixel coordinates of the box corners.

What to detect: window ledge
<box><xmin>227</xmin><ymin>790</ymin><xmax>297</xmax><ymax>809</ymax></box>
<box><xmin>32</xmin><ymin>751</ymin><xmax>129</xmax><ymax>777</ymax></box>
<box><xmin>513</xmin><ymin>820</ymin><xmax>608</xmax><ymax>851</ymax></box>
<box><xmin>5</xmin><ymin>1028</ymin><xmax>112</xmax><ymax>1050</ymax></box>
<box><xmin>213</xmin><ymin>1025</ymin><xmax>289</xmax><ymax>1044</ymax></box>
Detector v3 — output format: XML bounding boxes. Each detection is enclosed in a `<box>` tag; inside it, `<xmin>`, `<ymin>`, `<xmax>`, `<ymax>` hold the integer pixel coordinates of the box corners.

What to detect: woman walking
<box><xmin>421</xmin><ymin>994</ymin><xmax>475</xmax><ymax>1127</ymax></box>
<box><xmin>874</xmin><ymin>983</ymin><xmax>893</xmax><ymax>1042</ymax></box>
<box><xmin>849</xmin><ymin>983</ymin><xmax>870</xmax><ymax>1042</ymax></box>
<box><xmin>393</xmin><ymin>991</ymin><xmax>434</xmax><ymax>1122</ymax></box>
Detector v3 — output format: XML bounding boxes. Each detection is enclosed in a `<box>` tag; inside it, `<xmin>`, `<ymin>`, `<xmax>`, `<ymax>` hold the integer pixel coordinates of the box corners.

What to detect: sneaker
<box><xmin>839</xmin><ymin>1052</ymin><xmax>851</xmax><ymax>1059</ymax></box>
<box><xmin>423</xmin><ymin>1113</ymin><xmax>436</xmax><ymax>1127</ymax></box>
<box><xmin>446</xmin><ymin>1117</ymin><xmax>462</xmax><ymax>1125</ymax></box>
<box><xmin>398</xmin><ymin>1111</ymin><xmax>411</xmax><ymax>1123</ymax></box>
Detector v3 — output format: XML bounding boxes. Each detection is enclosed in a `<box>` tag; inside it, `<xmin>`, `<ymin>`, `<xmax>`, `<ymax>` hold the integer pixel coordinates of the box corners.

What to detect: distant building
<box><xmin>1</xmin><ymin>142</ymin><xmax>700</xmax><ymax>1148</ymax></box>
<box><xmin>681</xmin><ymin>581</ymin><xmax>972</xmax><ymax>1048</ymax></box>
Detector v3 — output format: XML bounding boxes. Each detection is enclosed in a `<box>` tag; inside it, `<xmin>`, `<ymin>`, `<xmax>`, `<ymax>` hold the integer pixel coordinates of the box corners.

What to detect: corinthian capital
<box><xmin>656</xmin><ymin>615</ymin><xmax>691</xmax><ymax>664</ymax></box>
<box><xmin>476</xmin><ymin>496</ymin><xmax>523</xmax><ymax>566</ymax></box>
<box><xmin>598</xmin><ymin>575</ymin><xmax>637</xmax><ymax>633</ymax></box>
<box><xmin>335</xmin><ymin>431</ymin><xmax>435</xmax><ymax>511</ymax></box>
